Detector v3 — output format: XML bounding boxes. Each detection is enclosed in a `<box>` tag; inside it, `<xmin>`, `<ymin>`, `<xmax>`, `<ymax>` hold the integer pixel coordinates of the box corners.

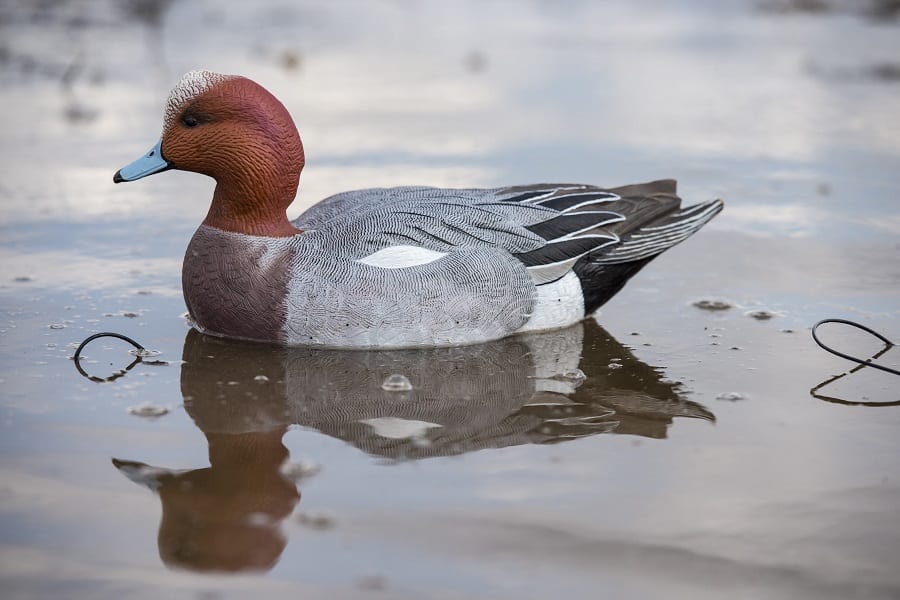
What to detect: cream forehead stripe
<box><xmin>163</xmin><ymin>70</ymin><xmax>237</xmax><ymax>129</ymax></box>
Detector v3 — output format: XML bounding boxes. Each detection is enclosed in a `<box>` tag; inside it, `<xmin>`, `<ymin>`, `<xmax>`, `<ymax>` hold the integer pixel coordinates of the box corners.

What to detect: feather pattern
<box><xmin>185</xmin><ymin>181</ymin><xmax>719</xmax><ymax>347</ymax></box>
<box><xmin>587</xmin><ymin>199</ymin><xmax>724</xmax><ymax>265</ymax></box>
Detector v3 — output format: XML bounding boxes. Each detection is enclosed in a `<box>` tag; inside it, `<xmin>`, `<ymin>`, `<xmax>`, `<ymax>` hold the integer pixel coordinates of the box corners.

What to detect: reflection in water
<box><xmin>111</xmin><ymin>321</ymin><xmax>713</xmax><ymax>572</ymax></box>
<box><xmin>113</xmin><ymin>430</ymin><xmax>297</xmax><ymax>572</ymax></box>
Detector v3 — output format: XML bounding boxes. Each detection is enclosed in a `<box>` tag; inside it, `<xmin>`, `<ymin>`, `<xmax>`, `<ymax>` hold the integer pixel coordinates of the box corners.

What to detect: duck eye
<box><xmin>182</xmin><ymin>114</ymin><xmax>199</xmax><ymax>128</ymax></box>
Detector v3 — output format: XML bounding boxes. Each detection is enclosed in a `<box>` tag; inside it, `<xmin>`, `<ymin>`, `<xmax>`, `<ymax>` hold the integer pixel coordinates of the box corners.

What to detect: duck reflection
<box><xmin>113</xmin><ymin>428</ymin><xmax>296</xmax><ymax>572</ymax></box>
<box><xmin>111</xmin><ymin>320</ymin><xmax>712</xmax><ymax>572</ymax></box>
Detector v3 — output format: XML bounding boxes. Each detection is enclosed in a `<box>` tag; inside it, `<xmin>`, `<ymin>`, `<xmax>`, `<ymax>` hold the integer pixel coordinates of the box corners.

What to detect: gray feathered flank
<box><xmin>273</xmin><ymin>181</ymin><xmax>720</xmax><ymax>346</ymax></box>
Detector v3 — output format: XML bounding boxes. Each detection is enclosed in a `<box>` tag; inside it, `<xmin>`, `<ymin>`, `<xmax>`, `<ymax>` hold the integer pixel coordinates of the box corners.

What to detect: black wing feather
<box><xmin>514</xmin><ymin>236</ymin><xmax>617</xmax><ymax>267</ymax></box>
<box><xmin>525</xmin><ymin>211</ymin><xmax>624</xmax><ymax>241</ymax></box>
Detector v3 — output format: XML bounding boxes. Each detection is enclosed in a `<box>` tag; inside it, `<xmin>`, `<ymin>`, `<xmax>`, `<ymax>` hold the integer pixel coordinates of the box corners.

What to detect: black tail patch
<box><xmin>573</xmin><ymin>257</ymin><xmax>656</xmax><ymax>315</ymax></box>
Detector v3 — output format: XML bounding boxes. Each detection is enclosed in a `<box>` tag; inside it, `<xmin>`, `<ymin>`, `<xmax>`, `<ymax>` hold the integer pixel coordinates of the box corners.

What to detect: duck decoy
<box><xmin>115</xmin><ymin>70</ymin><xmax>723</xmax><ymax>347</ymax></box>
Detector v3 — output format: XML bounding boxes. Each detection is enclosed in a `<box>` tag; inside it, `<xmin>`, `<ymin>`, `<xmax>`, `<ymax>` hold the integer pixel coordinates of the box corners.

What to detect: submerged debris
<box><xmin>746</xmin><ymin>309</ymin><xmax>776</xmax><ymax>320</ymax></box>
<box><xmin>63</xmin><ymin>101</ymin><xmax>99</xmax><ymax>124</ymax></box>
<box><xmin>693</xmin><ymin>299</ymin><xmax>732</xmax><ymax>311</ymax></box>
<box><xmin>295</xmin><ymin>511</ymin><xmax>336</xmax><ymax>530</ymax></box>
<box><xmin>381</xmin><ymin>374</ymin><xmax>413</xmax><ymax>392</ymax></box>
<box><xmin>104</xmin><ymin>310</ymin><xmax>142</xmax><ymax>318</ymax></box>
<box><xmin>868</xmin><ymin>62</ymin><xmax>900</xmax><ymax>82</ymax></box>
<box><xmin>355</xmin><ymin>573</ymin><xmax>389</xmax><ymax>592</ymax></box>
<box><xmin>464</xmin><ymin>50</ymin><xmax>488</xmax><ymax>73</ymax></box>
<box><xmin>279</xmin><ymin>49</ymin><xmax>302</xmax><ymax>71</ymax></box>
<box><xmin>279</xmin><ymin>459</ymin><xmax>321</xmax><ymax>481</ymax></box>
<box><xmin>758</xmin><ymin>0</ymin><xmax>830</xmax><ymax>15</ymax></box>
<box><xmin>127</xmin><ymin>403</ymin><xmax>169</xmax><ymax>418</ymax></box>
<box><xmin>758</xmin><ymin>0</ymin><xmax>900</xmax><ymax>21</ymax></box>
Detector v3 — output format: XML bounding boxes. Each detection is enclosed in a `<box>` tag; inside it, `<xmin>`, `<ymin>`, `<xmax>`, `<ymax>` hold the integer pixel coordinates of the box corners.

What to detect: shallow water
<box><xmin>1</xmin><ymin>0</ymin><xmax>899</xmax><ymax>598</ymax></box>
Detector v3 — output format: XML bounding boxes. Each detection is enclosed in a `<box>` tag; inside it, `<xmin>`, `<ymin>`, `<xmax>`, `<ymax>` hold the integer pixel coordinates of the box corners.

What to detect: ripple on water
<box><xmin>129</xmin><ymin>348</ymin><xmax>160</xmax><ymax>358</ymax></box>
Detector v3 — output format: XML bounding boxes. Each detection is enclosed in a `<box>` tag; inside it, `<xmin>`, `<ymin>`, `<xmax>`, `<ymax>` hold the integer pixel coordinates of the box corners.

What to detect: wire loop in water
<box><xmin>810</xmin><ymin>319</ymin><xmax>899</xmax><ymax>406</ymax></box>
<box><xmin>73</xmin><ymin>332</ymin><xmax>148</xmax><ymax>383</ymax></box>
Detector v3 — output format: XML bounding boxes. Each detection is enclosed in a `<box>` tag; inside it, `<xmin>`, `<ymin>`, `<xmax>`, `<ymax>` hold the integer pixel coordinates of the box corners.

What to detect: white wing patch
<box><xmin>357</xmin><ymin>245</ymin><xmax>448</xmax><ymax>269</ymax></box>
<box><xmin>359</xmin><ymin>417</ymin><xmax>443</xmax><ymax>439</ymax></box>
<box><xmin>515</xmin><ymin>272</ymin><xmax>585</xmax><ymax>334</ymax></box>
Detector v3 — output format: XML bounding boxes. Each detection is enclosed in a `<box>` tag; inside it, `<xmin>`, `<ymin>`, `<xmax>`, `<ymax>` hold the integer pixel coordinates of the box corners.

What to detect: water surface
<box><xmin>1</xmin><ymin>1</ymin><xmax>899</xmax><ymax>598</ymax></box>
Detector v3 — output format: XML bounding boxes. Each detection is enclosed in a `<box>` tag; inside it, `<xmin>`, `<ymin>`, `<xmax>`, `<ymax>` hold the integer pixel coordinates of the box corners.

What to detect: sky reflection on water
<box><xmin>1</xmin><ymin>1</ymin><xmax>899</xmax><ymax>598</ymax></box>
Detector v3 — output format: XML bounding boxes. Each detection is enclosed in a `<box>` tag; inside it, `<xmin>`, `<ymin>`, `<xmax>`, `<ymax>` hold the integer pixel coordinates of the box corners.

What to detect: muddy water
<box><xmin>1</xmin><ymin>1</ymin><xmax>899</xmax><ymax>598</ymax></box>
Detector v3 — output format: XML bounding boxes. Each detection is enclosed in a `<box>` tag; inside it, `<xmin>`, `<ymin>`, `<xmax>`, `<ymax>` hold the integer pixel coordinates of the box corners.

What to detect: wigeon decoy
<box><xmin>114</xmin><ymin>70</ymin><xmax>723</xmax><ymax>348</ymax></box>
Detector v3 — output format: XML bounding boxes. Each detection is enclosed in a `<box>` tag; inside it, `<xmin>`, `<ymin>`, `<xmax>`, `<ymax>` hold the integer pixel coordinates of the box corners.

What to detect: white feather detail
<box><xmin>359</xmin><ymin>417</ymin><xmax>443</xmax><ymax>439</ymax></box>
<box><xmin>356</xmin><ymin>245</ymin><xmax>449</xmax><ymax>269</ymax></box>
<box><xmin>515</xmin><ymin>271</ymin><xmax>585</xmax><ymax>333</ymax></box>
<box><xmin>164</xmin><ymin>70</ymin><xmax>236</xmax><ymax>130</ymax></box>
<box><xmin>527</xmin><ymin>258</ymin><xmax>581</xmax><ymax>285</ymax></box>
<box><xmin>540</xmin><ymin>197</ymin><xmax>620</xmax><ymax>212</ymax></box>
<box><xmin>525</xmin><ymin>234</ymin><xmax>618</xmax><ymax>285</ymax></box>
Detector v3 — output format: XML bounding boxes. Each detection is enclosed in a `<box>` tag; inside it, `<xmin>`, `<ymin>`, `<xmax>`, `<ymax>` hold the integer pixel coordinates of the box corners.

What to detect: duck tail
<box><xmin>575</xmin><ymin>198</ymin><xmax>724</xmax><ymax>314</ymax></box>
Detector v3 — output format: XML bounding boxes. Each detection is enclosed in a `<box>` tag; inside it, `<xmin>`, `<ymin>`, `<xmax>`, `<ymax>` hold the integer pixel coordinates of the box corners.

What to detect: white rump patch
<box><xmin>515</xmin><ymin>272</ymin><xmax>585</xmax><ymax>334</ymax></box>
<box><xmin>525</xmin><ymin>322</ymin><xmax>585</xmax><ymax>394</ymax></box>
<box><xmin>359</xmin><ymin>417</ymin><xmax>443</xmax><ymax>440</ymax></box>
<box><xmin>357</xmin><ymin>245</ymin><xmax>448</xmax><ymax>269</ymax></box>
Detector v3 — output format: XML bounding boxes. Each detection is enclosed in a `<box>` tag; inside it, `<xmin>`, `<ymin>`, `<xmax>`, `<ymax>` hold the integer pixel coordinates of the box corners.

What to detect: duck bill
<box><xmin>113</xmin><ymin>139</ymin><xmax>171</xmax><ymax>183</ymax></box>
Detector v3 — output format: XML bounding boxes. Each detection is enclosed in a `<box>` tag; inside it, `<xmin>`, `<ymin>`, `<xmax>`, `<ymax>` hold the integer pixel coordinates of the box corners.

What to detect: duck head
<box><xmin>114</xmin><ymin>70</ymin><xmax>304</xmax><ymax>237</ymax></box>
